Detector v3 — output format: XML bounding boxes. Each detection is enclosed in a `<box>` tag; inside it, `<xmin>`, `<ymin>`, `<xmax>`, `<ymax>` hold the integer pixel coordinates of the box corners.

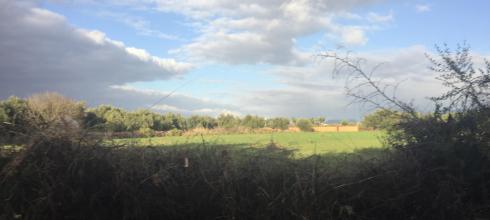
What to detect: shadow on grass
<box><xmin>0</xmin><ymin>137</ymin><xmax>479</xmax><ymax>220</ymax></box>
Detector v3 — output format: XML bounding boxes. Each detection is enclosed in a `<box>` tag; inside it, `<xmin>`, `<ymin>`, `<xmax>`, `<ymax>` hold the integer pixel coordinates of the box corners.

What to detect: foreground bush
<box><xmin>1</xmin><ymin>136</ymin><xmax>489</xmax><ymax>220</ymax></box>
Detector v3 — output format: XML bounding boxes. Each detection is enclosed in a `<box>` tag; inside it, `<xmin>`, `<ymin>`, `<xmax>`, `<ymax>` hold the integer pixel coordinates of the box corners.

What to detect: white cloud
<box><xmin>110</xmin><ymin>85</ymin><xmax>242</xmax><ymax>116</ymax></box>
<box><xmin>153</xmin><ymin>105</ymin><xmax>242</xmax><ymax>116</ymax></box>
<box><xmin>338</xmin><ymin>26</ymin><xmax>368</xmax><ymax>46</ymax></box>
<box><xmin>367</xmin><ymin>11</ymin><xmax>394</xmax><ymax>23</ymax></box>
<box><xmin>152</xmin><ymin>104</ymin><xmax>185</xmax><ymax>112</ymax></box>
<box><xmin>415</xmin><ymin>4</ymin><xmax>431</xmax><ymax>13</ymax></box>
<box><xmin>96</xmin><ymin>11</ymin><xmax>180</xmax><ymax>40</ymax></box>
<box><xmin>156</xmin><ymin>0</ymin><xmax>385</xmax><ymax>65</ymax></box>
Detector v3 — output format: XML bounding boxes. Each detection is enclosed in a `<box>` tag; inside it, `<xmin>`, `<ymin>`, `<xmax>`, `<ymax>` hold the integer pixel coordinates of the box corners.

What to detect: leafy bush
<box><xmin>138</xmin><ymin>127</ymin><xmax>154</xmax><ymax>137</ymax></box>
<box><xmin>26</xmin><ymin>92</ymin><xmax>85</xmax><ymax>136</ymax></box>
<box><xmin>217</xmin><ymin>114</ymin><xmax>241</xmax><ymax>129</ymax></box>
<box><xmin>361</xmin><ymin>109</ymin><xmax>402</xmax><ymax>130</ymax></box>
<box><xmin>318</xmin><ymin>43</ymin><xmax>490</xmax><ymax>219</ymax></box>
<box><xmin>241</xmin><ymin>115</ymin><xmax>266</xmax><ymax>129</ymax></box>
<box><xmin>166</xmin><ymin>128</ymin><xmax>183</xmax><ymax>136</ymax></box>
<box><xmin>267</xmin><ymin>117</ymin><xmax>290</xmax><ymax>130</ymax></box>
<box><xmin>296</xmin><ymin>119</ymin><xmax>314</xmax><ymax>132</ymax></box>
<box><xmin>0</xmin><ymin>97</ymin><xmax>30</xmax><ymax>144</ymax></box>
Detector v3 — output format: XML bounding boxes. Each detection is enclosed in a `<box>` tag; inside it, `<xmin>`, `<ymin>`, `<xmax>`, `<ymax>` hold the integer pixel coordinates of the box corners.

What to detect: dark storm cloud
<box><xmin>0</xmin><ymin>0</ymin><xmax>191</xmax><ymax>107</ymax></box>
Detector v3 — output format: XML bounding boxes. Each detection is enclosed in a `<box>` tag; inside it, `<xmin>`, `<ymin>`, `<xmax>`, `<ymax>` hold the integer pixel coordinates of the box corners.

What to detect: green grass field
<box><xmin>119</xmin><ymin>131</ymin><xmax>385</xmax><ymax>156</ymax></box>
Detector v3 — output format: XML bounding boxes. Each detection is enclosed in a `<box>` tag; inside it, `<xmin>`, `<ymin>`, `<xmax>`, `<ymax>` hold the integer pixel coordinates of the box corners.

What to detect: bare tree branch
<box><xmin>318</xmin><ymin>51</ymin><xmax>417</xmax><ymax>116</ymax></box>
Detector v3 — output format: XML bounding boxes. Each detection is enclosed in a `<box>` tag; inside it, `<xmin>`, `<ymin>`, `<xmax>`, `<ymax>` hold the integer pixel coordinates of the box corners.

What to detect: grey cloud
<box><xmin>0</xmin><ymin>1</ymin><xmax>192</xmax><ymax>108</ymax></box>
<box><xmin>237</xmin><ymin>89</ymin><xmax>358</xmax><ymax>119</ymax></box>
<box><xmin>178</xmin><ymin>32</ymin><xmax>309</xmax><ymax>65</ymax></box>
<box><xmin>109</xmin><ymin>85</ymin><xmax>242</xmax><ymax>116</ymax></box>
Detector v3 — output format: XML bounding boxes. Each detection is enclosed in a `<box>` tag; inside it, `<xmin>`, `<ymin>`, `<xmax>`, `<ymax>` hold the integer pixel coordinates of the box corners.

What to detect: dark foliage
<box><xmin>1</xmin><ymin>134</ymin><xmax>489</xmax><ymax>220</ymax></box>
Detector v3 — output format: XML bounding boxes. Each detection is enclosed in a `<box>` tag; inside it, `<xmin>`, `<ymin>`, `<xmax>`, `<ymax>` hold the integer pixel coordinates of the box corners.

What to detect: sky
<box><xmin>1</xmin><ymin>0</ymin><xmax>489</xmax><ymax>120</ymax></box>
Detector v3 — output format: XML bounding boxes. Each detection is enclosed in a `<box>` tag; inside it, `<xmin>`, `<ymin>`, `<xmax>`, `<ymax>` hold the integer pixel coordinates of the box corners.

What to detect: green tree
<box><xmin>153</xmin><ymin>114</ymin><xmax>174</xmax><ymax>131</ymax></box>
<box><xmin>267</xmin><ymin>117</ymin><xmax>290</xmax><ymax>130</ymax></box>
<box><xmin>102</xmin><ymin>107</ymin><xmax>127</xmax><ymax>132</ymax></box>
<box><xmin>309</xmin><ymin>117</ymin><xmax>326</xmax><ymax>125</ymax></box>
<box><xmin>27</xmin><ymin>92</ymin><xmax>85</xmax><ymax>124</ymax></box>
<box><xmin>241</xmin><ymin>115</ymin><xmax>266</xmax><ymax>129</ymax></box>
<box><xmin>296</xmin><ymin>119</ymin><xmax>314</xmax><ymax>132</ymax></box>
<box><xmin>0</xmin><ymin>96</ymin><xmax>30</xmax><ymax>143</ymax></box>
<box><xmin>0</xmin><ymin>107</ymin><xmax>7</xmax><ymax>123</ymax></box>
<box><xmin>218</xmin><ymin>114</ymin><xmax>240</xmax><ymax>129</ymax></box>
<box><xmin>163</xmin><ymin>113</ymin><xmax>186</xmax><ymax>130</ymax></box>
<box><xmin>187</xmin><ymin>115</ymin><xmax>217</xmax><ymax>129</ymax></box>
<box><xmin>83</xmin><ymin>111</ymin><xmax>105</xmax><ymax>130</ymax></box>
<box><xmin>1</xmin><ymin>96</ymin><xmax>30</xmax><ymax>127</ymax></box>
<box><xmin>23</xmin><ymin>92</ymin><xmax>87</xmax><ymax>138</ymax></box>
<box><xmin>361</xmin><ymin>109</ymin><xmax>401</xmax><ymax>130</ymax></box>
<box><xmin>124</xmin><ymin>110</ymin><xmax>156</xmax><ymax>132</ymax></box>
<box><xmin>0</xmin><ymin>105</ymin><xmax>9</xmax><ymax>143</ymax></box>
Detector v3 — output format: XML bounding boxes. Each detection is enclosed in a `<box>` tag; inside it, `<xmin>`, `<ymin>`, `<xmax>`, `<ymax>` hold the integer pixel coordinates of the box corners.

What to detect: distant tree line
<box><xmin>84</xmin><ymin>107</ymin><xmax>298</xmax><ymax>133</ymax></box>
<box><xmin>1</xmin><ymin>93</ymin><xmax>361</xmax><ymax>143</ymax></box>
<box><xmin>0</xmin><ymin>93</ymin><xmax>410</xmax><ymax>143</ymax></box>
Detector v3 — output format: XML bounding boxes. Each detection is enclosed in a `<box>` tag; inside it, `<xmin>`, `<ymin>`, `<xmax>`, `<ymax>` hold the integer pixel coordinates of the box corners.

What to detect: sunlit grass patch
<box><xmin>116</xmin><ymin>131</ymin><xmax>385</xmax><ymax>156</ymax></box>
